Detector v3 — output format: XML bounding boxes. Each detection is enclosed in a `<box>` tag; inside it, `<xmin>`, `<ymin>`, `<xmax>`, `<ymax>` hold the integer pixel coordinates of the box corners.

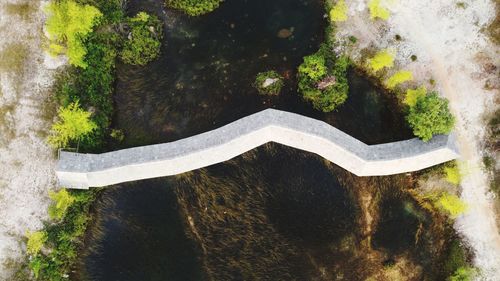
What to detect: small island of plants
<box><xmin>253</xmin><ymin>71</ymin><xmax>284</xmax><ymax>96</ymax></box>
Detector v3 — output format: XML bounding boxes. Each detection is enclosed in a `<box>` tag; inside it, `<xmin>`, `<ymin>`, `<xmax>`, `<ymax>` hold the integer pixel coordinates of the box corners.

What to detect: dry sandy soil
<box><xmin>335</xmin><ymin>0</ymin><xmax>500</xmax><ymax>279</ymax></box>
<box><xmin>0</xmin><ymin>0</ymin><xmax>65</xmax><ymax>279</ymax></box>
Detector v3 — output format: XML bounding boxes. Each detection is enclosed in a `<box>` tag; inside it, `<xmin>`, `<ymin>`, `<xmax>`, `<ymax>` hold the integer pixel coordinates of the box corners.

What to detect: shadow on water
<box><xmin>113</xmin><ymin>0</ymin><xmax>412</xmax><ymax>148</ymax></box>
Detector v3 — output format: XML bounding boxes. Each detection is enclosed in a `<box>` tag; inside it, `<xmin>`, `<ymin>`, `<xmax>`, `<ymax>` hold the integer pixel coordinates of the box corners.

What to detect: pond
<box><xmin>80</xmin><ymin>0</ymin><xmax>456</xmax><ymax>280</ymax></box>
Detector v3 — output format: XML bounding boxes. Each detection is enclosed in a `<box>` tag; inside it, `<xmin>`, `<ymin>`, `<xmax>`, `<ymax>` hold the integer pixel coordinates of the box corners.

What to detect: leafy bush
<box><xmin>166</xmin><ymin>0</ymin><xmax>224</xmax><ymax>16</ymax></box>
<box><xmin>47</xmin><ymin>101</ymin><xmax>97</xmax><ymax>148</ymax></box>
<box><xmin>45</xmin><ymin>0</ymin><xmax>102</xmax><ymax>68</ymax></box>
<box><xmin>368</xmin><ymin>49</ymin><xmax>394</xmax><ymax>72</ymax></box>
<box><xmin>26</xmin><ymin>231</ymin><xmax>47</xmax><ymax>256</ymax></box>
<box><xmin>368</xmin><ymin>0</ymin><xmax>390</xmax><ymax>20</ymax></box>
<box><xmin>449</xmin><ymin>267</ymin><xmax>479</xmax><ymax>281</ymax></box>
<box><xmin>435</xmin><ymin>193</ymin><xmax>467</xmax><ymax>218</ymax></box>
<box><xmin>406</xmin><ymin>92</ymin><xmax>455</xmax><ymax>141</ymax></box>
<box><xmin>253</xmin><ymin>71</ymin><xmax>284</xmax><ymax>95</ymax></box>
<box><xmin>330</xmin><ymin>0</ymin><xmax>348</xmax><ymax>22</ymax></box>
<box><xmin>386</xmin><ymin>70</ymin><xmax>413</xmax><ymax>89</ymax></box>
<box><xmin>404</xmin><ymin>86</ymin><xmax>427</xmax><ymax>107</ymax></box>
<box><xmin>444</xmin><ymin>165</ymin><xmax>461</xmax><ymax>185</ymax></box>
<box><xmin>297</xmin><ymin>46</ymin><xmax>349</xmax><ymax>112</ymax></box>
<box><xmin>48</xmin><ymin>189</ymin><xmax>76</xmax><ymax>220</ymax></box>
<box><xmin>120</xmin><ymin>12</ymin><xmax>163</xmax><ymax>66</ymax></box>
<box><xmin>27</xmin><ymin>189</ymin><xmax>100</xmax><ymax>280</ymax></box>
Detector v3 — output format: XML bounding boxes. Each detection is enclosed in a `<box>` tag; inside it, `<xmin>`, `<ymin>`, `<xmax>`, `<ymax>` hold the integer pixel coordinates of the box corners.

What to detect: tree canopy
<box><xmin>45</xmin><ymin>0</ymin><xmax>102</xmax><ymax>68</ymax></box>
<box><xmin>406</xmin><ymin>92</ymin><xmax>455</xmax><ymax>141</ymax></box>
<box><xmin>330</xmin><ymin>0</ymin><xmax>348</xmax><ymax>22</ymax></box>
<box><xmin>368</xmin><ymin>49</ymin><xmax>394</xmax><ymax>72</ymax></box>
<box><xmin>48</xmin><ymin>101</ymin><xmax>97</xmax><ymax>148</ymax></box>
<box><xmin>386</xmin><ymin>70</ymin><xmax>413</xmax><ymax>89</ymax></box>
<box><xmin>368</xmin><ymin>0</ymin><xmax>390</xmax><ymax>20</ymax></box>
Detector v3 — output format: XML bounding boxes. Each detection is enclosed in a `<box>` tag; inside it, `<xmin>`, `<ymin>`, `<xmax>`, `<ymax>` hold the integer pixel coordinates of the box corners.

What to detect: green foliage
<box><xmin>121</xmin><ymin>12</ymin><xmax>163</xmax><ymax>65</ymax></box>
<box><xmin>27</xmin><ymin>189</ymin><xmax>100</xmax><ymax>281</ymax></box>
<box><xmin>330</xmin><ymin>0</ymin><xmax>348</xmax><ymax>22</ymax></box>
<box><xmin>166</xmin><ymin>0</ymin><xmax>224</xmax><ymax>16</ymax></box>
<box><xmin>449</xmin><ymin>267</ymin><xmax>478</xmax><ymax>281</ymax></box>
<box><xmin>404</xmin><ymin>86</ymin><xmax>427</xmax><ymax>107</ymax></box>
<box><xmin>435</xmin><ymin>193</ymin><xmax>467</xmax><ymax>218</ymax></box>
<box><xmin>253</xmin><ymin>71</ymin><xmax>284</xmax><ymax>95</ymax></box>
<box><xmin>54</xmin><ymin>31</ymin><xmax>121</xmax><ymax>151</ymax></box>
<box><xmin>386</xmin><ymin>70</ymin><xmax>413</xmax><ymax>89</ymax></box>
<box><xmin>406</xmin><ymin>92</ymin><xmax>455</xmax><ymax>141</ymax></box>
<box><xmin>297</xmin><ymin>46</ymin><xmax>349</xmax><ymax>112</ymax></box>
<box><xmin>368</xmin><ymin>0</ymin><xmax>390</xmax><ymax>20</ymax></box>
<box><xmin>48</xmin><ymin>189</ymin><xmax>76</xmax><ymax>220</ymax></box>
<box><xmin>45</xmin><ymin>0</ymin><xmax>102</xmax><ymax>68</ymax></box>
<box><xmin>368</xmin><ymin>49</ymin><xmax>394</xmax><ymax>72</ymax></box>
<box><xmin>26</xmin><ymin>231</ymin><xmax>47</xmax><ymax>256</ymax></box>
<box><xmin>444</xmin><ymin>165</ymin><xmax>462</xmax><ymax>185</ymax></box>
<box><xmin>75</xmin><ymin>0</ymin><xmax>124</xmax><ymax>23</ymax></box>
<box><xmin>47</xmin><ymin>101</ymin><xmax>97</xmax><ymax>148</ymax></box>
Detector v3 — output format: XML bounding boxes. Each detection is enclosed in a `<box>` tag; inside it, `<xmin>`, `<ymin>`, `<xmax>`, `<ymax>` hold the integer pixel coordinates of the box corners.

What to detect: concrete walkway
<box><xmin>56</xmin><ymin>109</ymin><xmax>460</xmax><ymax>189</ymax></box>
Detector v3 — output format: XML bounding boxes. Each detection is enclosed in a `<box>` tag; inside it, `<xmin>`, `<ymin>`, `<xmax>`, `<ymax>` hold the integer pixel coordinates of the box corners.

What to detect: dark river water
<box><xmin>79</xmin><ymin>0</ymin><xmax>460</xmax><ymax>280</ymax></box>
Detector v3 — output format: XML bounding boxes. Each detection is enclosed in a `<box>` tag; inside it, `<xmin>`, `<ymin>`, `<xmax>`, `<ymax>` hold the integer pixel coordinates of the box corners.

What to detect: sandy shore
<box><xmin>336</xmin><ymin>0</ymin><xmax>500</xmax><ymax>279</ymax></box>
<box><xmin>0</xmin><ymin>1</ymin><xmax>64</xmax><ymax>279</ymax></box>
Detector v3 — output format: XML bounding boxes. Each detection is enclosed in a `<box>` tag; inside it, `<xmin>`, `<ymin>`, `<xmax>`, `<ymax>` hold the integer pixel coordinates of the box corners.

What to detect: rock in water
<box><xmin>277</xmin><ymin>28</ymin><xmax>293</xmax><ymax>39</ymax></box>
<box><xmin>262</xmin><ymin>78</ymin><xmax>279</xmax><ymax>88</ymax></box>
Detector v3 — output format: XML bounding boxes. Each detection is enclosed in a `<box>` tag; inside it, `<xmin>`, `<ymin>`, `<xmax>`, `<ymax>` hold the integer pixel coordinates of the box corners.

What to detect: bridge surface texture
<box><xmin>56</xmin><ymin>109</ymin><xmax>460</xmax><ymax>189</ymax></box>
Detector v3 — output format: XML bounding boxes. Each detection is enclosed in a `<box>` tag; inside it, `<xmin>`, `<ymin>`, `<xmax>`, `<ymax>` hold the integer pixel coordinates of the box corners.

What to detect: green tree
<box><xmin>45</xmin><ymin>0</ymin><xmax>102</xmax><ymax>68</ymax></box>
<box><xmin>435</xmin><ymin>192</ymin><xmax>467</xmax><ymax>218</ymax></box>
<box><xmin>298</xmin><ymin>49</ymin><xmax>349</xmax><ymax>112</ymax></box>
<box><xmin>48</xmin><ymin>189</ymin><xmax>76</xmax><ymax>220</ymax></box>
<box><xmin>449</xmin><ymin>267</ymin><xmax>479</xmax><ymax>281</ymax></box>
<box><xmin>166</xmin><ymin>0</ymin><xmax>224</xmax><ymax>16</ymax></box>
<box><xmin>404</xmin><ymin>86</ymin><xmax>427</xmax><ymax>107</ymax></box>
<box><xmin>26</xmin><ymin>231</ymin><xmax>47</xmax><ymax>255</ymax></box>
<box><xmin>120</xmin><ymin>12</ymin><xmax>163</xmax><ymax>66</ymax></box>
<box><xmin>406</xmin><ymin>92</ymin><xmax>455</xmax><ymax>141</ymax></box>
<box><xmin>48</xmin><ymin>101</ymin><xmax>97</xmax><ymax>148</ymax></box>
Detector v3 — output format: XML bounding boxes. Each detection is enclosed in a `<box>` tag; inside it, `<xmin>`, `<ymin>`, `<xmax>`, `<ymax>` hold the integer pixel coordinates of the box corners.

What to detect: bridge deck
<box><xmin>56</xmin><ymin>109</ymin><xmax>460</xmax><ymax>189</ymax></box>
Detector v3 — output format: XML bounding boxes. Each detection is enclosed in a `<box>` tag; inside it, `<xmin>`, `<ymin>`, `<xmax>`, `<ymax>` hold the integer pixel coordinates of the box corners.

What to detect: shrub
<box><xmin>330</xmin><ymin>0</ymin><xmax>348</xmax><ymax>22</ymax></box>
<box><xmin>166</xmin><ymin>0</ymin><xmax>224</xmax><ymax>16</ymax></box>
<box><xmin>445</xmin><ymin>165</ymin><xmax>461</xmax><ymax>185</ymax></box>
<box><xmin>404</xmin><ymin>86</ymin><xmax>427</xmax><ymax>107</ymax></box>
<box><xmin>386</xmin><ymin>70</ymin><xmax>413</xmax><ymax>89</ymax></box>
<box><xmin>253</xmin><ymin>71</ymin><xmax>284</xmax><ymax>95</ymax></box>
<box><xmin>368</xmin><ymin>0</ymin><xmax>390</xmax><ymax>20</ymax></box>
<box><xmin>449</xmin><ymin>267</ymin><xmax>479</xmax><ymax>281</ymax></box>
<box><xmin>47</xmin><ymin>101</ymin><xmax>97</xmax><ymax>148</ymax></box>
<box><xmin>406</xmin><ymin>92</ymin><xmax>455</xmax><ymax>141</ymax></box>
<box><xmin>435</xmin><ymin>193</ymin><xmax>467</xmax><ymax>218</ymax></box>
<box><xmin>368</xmin><ymin>49</ymin><xmax>394</xmax><ymax>72</ymax></box>
<box><xmin>45</xmin><ymin>0</ymin><xmax>102</xmax><ymax>68</ymax></box>
<box><xmin>48</xmin><ymin>189</ymin><xmax>76</xmax><ymax>220</ymax></box>
<box><xmin>297</xmin><ymin>46</ymin><xmax>349</xmax><ymax>112</ymax></box>
<box><xmin>26</xmin><ymin>231</ymin><xmax>47</xmax><ymax>256</ymax></box>
<box><xmin>27</xmin><ymin>190</ymin><xmax>100</xmax><ymax>280</ymax></box>
<box><xmin>120</xmin><ymin>12</ymin><xmax>163</xmax><ymax>66</ymax></box>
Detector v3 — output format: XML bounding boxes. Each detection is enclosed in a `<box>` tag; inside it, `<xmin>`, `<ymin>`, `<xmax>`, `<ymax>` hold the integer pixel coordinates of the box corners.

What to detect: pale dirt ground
<box><xmin>0</xmin><ymin>0</ymin><xmax>65</xmax><ymax>279</ymax></box>
<box><xmin>336</xmin><ymin>0</ymin><xmax>500</xmax><ymax>279</ymax></box>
